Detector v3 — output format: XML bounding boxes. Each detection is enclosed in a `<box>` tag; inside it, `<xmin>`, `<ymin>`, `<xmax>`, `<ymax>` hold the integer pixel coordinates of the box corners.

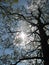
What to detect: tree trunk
<box><xmin>38</xmin><ymin>20</ymin><xmax>49</xmax><ymax>65</ymax></box>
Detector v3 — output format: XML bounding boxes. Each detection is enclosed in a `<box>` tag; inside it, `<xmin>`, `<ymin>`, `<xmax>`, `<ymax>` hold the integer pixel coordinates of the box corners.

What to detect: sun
<box><xmin>20</xmin><ymin>31</ymin><xmax>26</xmax><ymax>40</ymax></box>
<box><xmin>19</xmin><ymin>31</ymin><xmax>28</xmax><ymax>46</ymax></box>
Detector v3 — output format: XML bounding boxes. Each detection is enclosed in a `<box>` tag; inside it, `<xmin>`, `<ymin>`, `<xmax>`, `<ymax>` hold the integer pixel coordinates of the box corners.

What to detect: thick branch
<box><xmin>9</xmin><ymin>12</ymin><xmax>38</xmax><ymax>26</ymax></box>
<box><xmin>43</xmin><ymin>23</ymin><xmax>49</xmax><ymax>27</ymax></box>
<box><xmin>11</xmin><ymin>56</ymin><xmax>44</xmax><ymax>65</ymax></box>
<box><xmin>47</xmin><ymin>36</ymin><xmax>49</xmax><ymax>39</ymax></box>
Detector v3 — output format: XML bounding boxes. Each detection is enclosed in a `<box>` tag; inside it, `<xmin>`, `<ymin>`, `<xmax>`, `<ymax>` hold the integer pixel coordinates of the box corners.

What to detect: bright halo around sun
<box><xmin>14</xmin><ymin>31</ymin><xmax>28</xmax><ymax>47</ymax></box>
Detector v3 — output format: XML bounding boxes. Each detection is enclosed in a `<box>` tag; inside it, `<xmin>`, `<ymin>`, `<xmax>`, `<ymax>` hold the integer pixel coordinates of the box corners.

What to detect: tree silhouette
<box><xmin>0</xmin><ymin>0</ymin><xmax>49</xmax><ymax>65</ymax></box>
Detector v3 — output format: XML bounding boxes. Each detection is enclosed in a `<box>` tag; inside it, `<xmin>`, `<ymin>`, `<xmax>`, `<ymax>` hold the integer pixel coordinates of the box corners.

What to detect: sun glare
<box><xmin>20</xmin><ymin>32</ymin><xmax>26</xmax><ymax>40</ymax></box>
<box><xmin>14</xmin><ymin>31</ymin><xmax>28</xmax><ymax>47</ymax></box>
<box><xmin>19</xmin><ymin>31</ymin><xmax>28</xmax><ymax>46</ymax></box>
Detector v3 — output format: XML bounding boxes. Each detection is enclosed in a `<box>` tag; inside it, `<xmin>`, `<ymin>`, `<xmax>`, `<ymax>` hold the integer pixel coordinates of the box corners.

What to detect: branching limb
<box><xmin>43</xmin><ymin>23</ymin><xmax>49</xmax><ymax>27</ymax></box>
<box><xmin>11</xmin><ymin>56</ymin><xmax>44</xmax><ymax>65</ymax></box>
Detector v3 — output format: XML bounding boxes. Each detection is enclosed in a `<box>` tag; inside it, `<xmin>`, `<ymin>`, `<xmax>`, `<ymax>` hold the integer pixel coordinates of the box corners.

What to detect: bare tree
<box><xmin>0</xmin><ymin>0</ymin><xmax>49</xmax><ymax>65</ymax></box>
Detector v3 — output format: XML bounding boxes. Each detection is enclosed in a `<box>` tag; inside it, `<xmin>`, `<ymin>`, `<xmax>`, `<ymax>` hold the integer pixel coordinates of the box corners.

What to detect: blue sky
<box><xmin>12</xmin><ymin>0</ymin><xmax>28</xmax><ymax>9</ymax></box>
